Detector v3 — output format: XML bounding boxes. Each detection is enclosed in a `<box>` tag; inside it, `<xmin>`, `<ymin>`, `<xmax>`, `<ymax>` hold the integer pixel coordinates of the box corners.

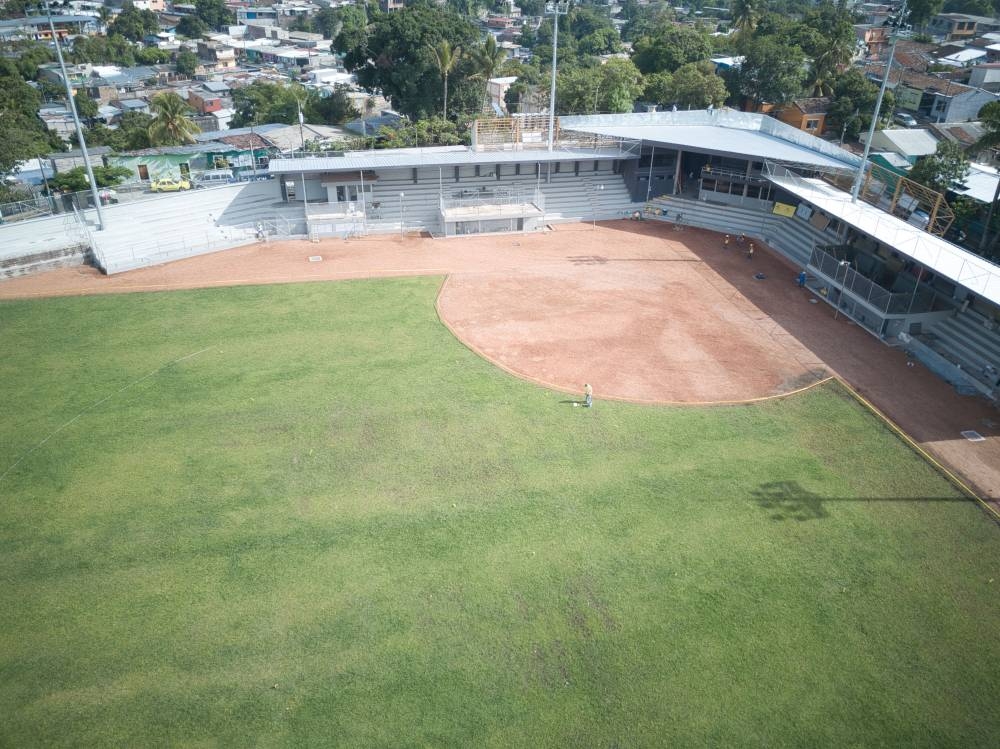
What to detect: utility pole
<box><xmin>46</xmin><ymin>1</ymin><xmax>105</xmax><ymax>230</ymax></box>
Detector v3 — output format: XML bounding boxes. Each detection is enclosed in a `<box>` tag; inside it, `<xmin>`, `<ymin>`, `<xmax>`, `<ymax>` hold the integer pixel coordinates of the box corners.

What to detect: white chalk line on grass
<box><xmin>0</xmin><ymin>347</ymin><xmax>213</xmax><ymax>486</ymax></box>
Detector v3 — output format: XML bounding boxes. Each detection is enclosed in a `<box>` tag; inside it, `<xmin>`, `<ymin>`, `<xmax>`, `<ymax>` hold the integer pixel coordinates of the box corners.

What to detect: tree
<box><xmin>9</xmin><ymin>40</ymin><xmax>53</xmax><ymax>81</ymax></box>
<box><xmin>194</xmin><ymin>0</ymin><xmax>235</xmax><ymax>29</ymax></box>
<box><xmin>908</xmin><ymin>141</ymin><xmax>969</xmax><ymax>194</ymax></box>
<box><xmin>175</xmin><ymin>49</ymin><xmax>199</xmax><ymax>77</ymax></box>
<box><xmin>147</xmin><ymin>92</ymin><xmax>201</xmax><ymax>146</ymax></box>
<box><xmin>73</xmin><ymin>91</ymin><xmax>98</xmax><ymax>125</ymax></box>
<box><xmin>631</xmin><ymin>23</ymin><xmax>711</xmax><ymax>75</ymax></box>
<box><xmin>373</xmin><ymin>116</ymin><xmax>467</xmax><ymax>148</ymax></box>
<box><xmin>729</xmin><ymin>37</ymin><xmax>806</xmax><ymax>108</ymax></box>
<box><xmin>642</xmin><ymin>71</ymin><xmax>674</xmax><ymax>107</ymax></box>
<box><xmin>468</xmin><ymin>34</ymin><xmax>506</xmax><ymax>112</ymax></box>
<box><xmin>48</xmin><ymin>165</ymin><xmax>132</xmax><ymax>193</ymax></box>
<box><xmin>107</xmin><ymin>1</ymin><xmax>160</xmax><ymax>42</ymax></box>
<box><xmin>557</xmin><ymin>58</ymin><xmax>644</xmax><ymax>114</ymax></box>
<box><xmin>308</xmin><ymin>85</ymin><xmax>360</xmax><ymax>125</ymax></box>
<box><xmin>430</xmin><ymin>40</ymin><xmax>462</xmax><ymax>119</ymax></box>
<box><xmin>731</xmin><ymin>0</ymin><xmax>760</xmax><ymax>35</ymax></box>
<box><xmin>907</xmin><ymin>0</ymin><xmax>944</xmax><ymax>29</ymax></box>
<box><xmin>0</xmin><ymin>58</ymin><xmax>61</xmax><ymax>179</ymax></box>
<box><xmin>177</xmin><ymin>16</ymin><xmax>209</xmax><ymax>38</ymax></box>
<box><xmin>827</xmin><ymin>68</ymin><xmax>893</xmax><ymax>142</ymax></box>
<box><xmin>669</xmin><ymin>62</ymin><xmax>729</xmax><ymax>109</ymax></box>
<box><xmin>343</xmin><ymin>2</ymin><xmax>480</xmax><ymax>119</ymax></box>
<box><xmin>800</xmin><ymin>2</ymin><xmax>858</xmax><ymax>97</ymax></box>
<box><xmin>579</xmin><ymin>28</ymin><xmax>621</xmax><ymax>56</ymax></box>
<box><xmin>971</xmin><ymin>101</ymin><xmax>1000</xmax><ymax>250</ymax></box>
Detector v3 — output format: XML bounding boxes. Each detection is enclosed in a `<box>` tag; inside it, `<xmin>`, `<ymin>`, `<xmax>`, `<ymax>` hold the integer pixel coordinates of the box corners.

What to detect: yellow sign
<box><xmin>772</xmin><ymin>202</ymin><xmax>796</xmax><ymax>217</ymax></box>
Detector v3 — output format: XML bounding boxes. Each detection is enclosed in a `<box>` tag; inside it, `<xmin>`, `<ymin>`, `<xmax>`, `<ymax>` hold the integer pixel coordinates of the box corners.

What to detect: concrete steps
<box><xmin>928</xmin><ymin>314</ymin><xmax>1000</xmax><ymax>391</ymax></box>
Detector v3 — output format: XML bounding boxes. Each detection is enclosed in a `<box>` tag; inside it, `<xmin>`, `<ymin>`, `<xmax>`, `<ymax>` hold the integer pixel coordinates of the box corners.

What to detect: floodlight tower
<box><xmin>545</xmin><ymin>0</ymin><xmax>572</xmax><ymax>151</ymax></box>
<box><xmin>45</xmin><ymin>1</ymin><xmax>105</xmax><ymax>230</ymax></box>
<box><xmin>851</xmin><ymin>0</ymin><xmax>909</xmax><ymax>203</ymax></box>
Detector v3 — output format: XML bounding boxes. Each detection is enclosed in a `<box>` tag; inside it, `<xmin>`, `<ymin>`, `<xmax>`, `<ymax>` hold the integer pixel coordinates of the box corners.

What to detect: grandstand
<box><xmin>2</xmin><ymin>109</ymin><xmax>1000</xmax><ymax>399</ymax></box>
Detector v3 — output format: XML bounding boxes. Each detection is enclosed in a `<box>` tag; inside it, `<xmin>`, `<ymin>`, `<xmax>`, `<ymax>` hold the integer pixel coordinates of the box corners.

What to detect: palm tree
<box><xmin>468</xmin><ymin>35</ymin><xmax>507</xmax><ymax>114</ymax></box>
<box><xmin>430</xmin><ymin>40</ymin><xmax>462</xmax><ymax>120</ymax></box>
<box><xmin>971</xmin><ymin>101</ymin><xmax>1000</xmax><ymax>251</ymax></box>
<box><xmin>147</xmin><ymin>92</ymin><xmax>201</xmax><ymax>146</ymax></box>
<box><xmin>731</xmin><ymin>0</ymin><xmax>759</xmax><ymax>35</ymax></box>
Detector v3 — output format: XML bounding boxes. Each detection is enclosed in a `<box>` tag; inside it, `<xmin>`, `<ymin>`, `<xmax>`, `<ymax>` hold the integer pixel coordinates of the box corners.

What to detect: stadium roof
<box><xmin>768</xmin><ymin>172</ymin><xmax>1000</xmax><ymax>306</ymax></box>
<box><xmin>269</xmin><ymin>145</ymin><xmax>631</xmax><ymax>173</ymax></box>
<box><xmin>560</xmin><ymin>110</ymin><xmax>862</xmax><ymax>172</ymax></box>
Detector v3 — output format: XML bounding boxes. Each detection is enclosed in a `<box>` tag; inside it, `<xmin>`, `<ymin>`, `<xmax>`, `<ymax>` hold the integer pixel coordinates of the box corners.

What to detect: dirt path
<box><xmin>2</xmin><ymin>221</ymin><xmax>998</xmax><ymax>502</ymax></box>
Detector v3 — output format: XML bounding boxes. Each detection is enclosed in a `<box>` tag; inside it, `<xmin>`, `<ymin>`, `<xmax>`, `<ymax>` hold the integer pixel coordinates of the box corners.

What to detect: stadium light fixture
<box><xmin>545</xmin><ymin>1</ymin><xmax>572</xmax><ymax>152</ymax></box>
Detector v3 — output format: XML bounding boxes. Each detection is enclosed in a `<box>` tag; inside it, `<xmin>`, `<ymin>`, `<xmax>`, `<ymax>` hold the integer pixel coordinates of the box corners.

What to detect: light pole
<box><xmin>399</xmin><ymin>191</ymin><xmax>405</xmax><ymax>238</ymax></box>
<box><xmin>593</xmin><ymin>183</ymin><xmax>604</xmax><ymax>229</ymax></box>
<box><xmin>545</xmin><ymin>0</ymin><xmax>571</xmax><ymax>152</ymax></box>
<box><xmin>46</xmin><ymin>0</ymin><xmax>104</xmax><ymax>230</ymax></box>
<box><xmin>833</xmin><ymin>259</ymin><xmax>850</xmax><ymax>320</ymax></box>
<box><xmin>851</xmin><ymin>0</ymin><xmax>909</xmax><ymax>203</ymax></box>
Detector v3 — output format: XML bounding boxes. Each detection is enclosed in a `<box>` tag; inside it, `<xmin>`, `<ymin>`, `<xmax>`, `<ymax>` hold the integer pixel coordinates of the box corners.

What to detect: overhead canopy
<box><xmin>768</xmin><ymin>172</ymin><xmax>1000</xmax><ymax>307</ymax></box>
<box><xmin>560</xmin><ymin>110</ymin><xmax>862</xmax><ymax>172</ymax></box>
<box><xmin>269</xmin><ymin>145</ymin><xmax>630</xmax><ymax>174</ymax></box>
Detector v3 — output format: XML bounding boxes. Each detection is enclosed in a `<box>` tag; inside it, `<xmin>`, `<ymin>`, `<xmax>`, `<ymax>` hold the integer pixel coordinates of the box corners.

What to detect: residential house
<box><xmin>861</xmin><ymin>128</ymin><xmax>939</xmax><ymax>164</ymax></box>
<box><xmin>197</xmin><ymin>41</ymin><xmax>238</xmax><ymax>71</ymax></box>
<box><xmin>116</xmin><ymin>98</ymin><xmax>151</xmax><ymax>116</ymax></box>
<box><xmin>969</xmin><ymin>62</ymin><xmax>1000</xmax><ymax>92</ymax></box>
<box><xmin>0</xmin><ymin>15</ymin><xmax>97</xmax><ymax>42</ymax></box>
<box><xmin>867</xmin><ymin>62</ymin><xmax>999</xmax><ymax>122</ymax></box>
<box><xmin>237</xmin><ymin>6</ymin><xmax>279</xmax><ymax>25</ymax></box>
<box><xmin>48</xmin><ymin>147</ymin><xmax>113</xmax><ymax>175</ymax></box>
<box><xmin>774</xmin><ymin>98</ymin><xmax>831</xmax><ymax>136</ymax></box>
<box><xmin>928</xmin><ymin>13</ymin><xmax>1000</xmax><ymax>42</ymax></box>
<box><xmin>927</xmin><ymin>120</ymin><xmax>987</xmax><ymax>149</ymax></box>
<box><xmin>38</xmin><ymin>104</ymin><xmax>76</xmax><ymax>142</ymax></box>
<box><xmin>106</xmin><ymin>144</ymin><xmax>258</xmax><ymax>183</ymax></box>
<box><xmin>379</xmin><ymin>0</ymin><xmax>405</xmax><ymax>12</ymax></box>
<box><xmin>855</xmin><ymin>24</ymin><xmax>890</xmax><ymax>61</ymax></box>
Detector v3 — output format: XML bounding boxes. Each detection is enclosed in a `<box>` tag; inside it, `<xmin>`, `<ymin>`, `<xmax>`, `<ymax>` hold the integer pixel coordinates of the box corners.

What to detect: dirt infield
<box><xmin>1</xmin><ymin>220</ymin><xmax>998</xmax><ymax>500</ymax></box>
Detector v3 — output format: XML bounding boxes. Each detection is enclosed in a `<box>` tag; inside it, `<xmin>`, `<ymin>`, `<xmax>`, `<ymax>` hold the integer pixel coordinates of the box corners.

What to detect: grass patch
<box><xmin>1</xmin><ymin>278</ymin><xmax>998</xmax><ymax>747</ymax></box>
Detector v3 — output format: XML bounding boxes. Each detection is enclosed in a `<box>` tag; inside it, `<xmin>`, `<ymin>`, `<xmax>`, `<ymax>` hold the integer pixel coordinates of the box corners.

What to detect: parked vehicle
<box><xmin>894</xmin><ymin>112</ymin><xmax>919</xmax><ymax>128</ymax></box>
<box><xmin>150</xmin><ymin>177</ymin><xmax>191</xmax><ymax>192</ymax></box>
<box><xmin>193</xmin><ymin>169</ymin><xmax>235</xmax><ymax>188</ymax></box>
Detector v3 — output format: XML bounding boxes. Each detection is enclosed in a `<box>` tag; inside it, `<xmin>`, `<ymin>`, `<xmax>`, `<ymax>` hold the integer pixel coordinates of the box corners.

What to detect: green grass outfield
<box><xmin>1</xmin><ymin>277</ymin><xmax>998</xmax><ymax>747</ymax></box>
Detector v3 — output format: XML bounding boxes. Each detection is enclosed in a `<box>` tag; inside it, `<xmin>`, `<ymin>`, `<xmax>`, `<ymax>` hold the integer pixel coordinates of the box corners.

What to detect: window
<box><xmin>805</xmin><ymin>119</ymin><xmax>820</xmax><ymax>131</ymax></box>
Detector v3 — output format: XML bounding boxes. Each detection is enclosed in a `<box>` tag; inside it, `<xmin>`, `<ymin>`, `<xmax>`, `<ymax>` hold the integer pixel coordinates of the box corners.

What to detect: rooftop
<box><xmin>769</xmin><ymin>171</ymin><xmax>1000</xmax><ymax>306</ymax></box>
<box><xmin>560</xmin><ymin>110</ymin><xmax>861</xmax><ymax>172</ymax></box>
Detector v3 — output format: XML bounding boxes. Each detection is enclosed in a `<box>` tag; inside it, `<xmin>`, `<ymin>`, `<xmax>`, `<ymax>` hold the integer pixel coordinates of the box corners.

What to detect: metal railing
<box><xmin>439</xmin><ymin>185</ymin><xmax>544</xmax><ymax>214</ymax></box>
<box><xmin>809</xmin><ymin>246</ymin><xmax>947</xmax><ymax>315</ymax></box>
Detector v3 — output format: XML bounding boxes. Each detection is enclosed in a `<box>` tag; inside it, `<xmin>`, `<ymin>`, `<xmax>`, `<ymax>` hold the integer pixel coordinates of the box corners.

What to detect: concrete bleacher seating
<box><xmin>364</xmin><ymin>166</ymin><xmax>636</xmax><ymax>235</ymax></box>
<box><xmin>927</xmin><ymin>313</ymin><xmax>1000</xmax><ymax>394</ymax></box>
<box><xmin>644</xmin><ymin>195</ymin><xmax>829</xmax><ymax>268</ymax></box>
<box><xmin>92</xmin><ymin>182</ymin><xmax>304</xmax><ymax>275</ymax></box>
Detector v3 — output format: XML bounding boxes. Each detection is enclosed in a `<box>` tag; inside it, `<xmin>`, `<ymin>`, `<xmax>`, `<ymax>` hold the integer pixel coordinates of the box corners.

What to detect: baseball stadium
<box><xmin>1</xmin><ymin>111</ymin><xmax>999</xmax><ymax>746</ymax></box>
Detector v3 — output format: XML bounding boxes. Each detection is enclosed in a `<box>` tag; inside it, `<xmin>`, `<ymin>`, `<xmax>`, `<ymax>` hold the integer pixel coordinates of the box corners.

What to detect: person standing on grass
<box><xmin>584</xmin><ymin>383</ymin><xmax>593</xmax><ymax>408</ymax></box>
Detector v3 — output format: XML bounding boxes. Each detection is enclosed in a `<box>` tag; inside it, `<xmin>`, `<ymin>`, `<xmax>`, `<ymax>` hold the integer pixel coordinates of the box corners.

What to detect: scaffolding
<box><xmin>824</xmin><ymin>161</ymin><xmax>955</xmax><ymax>237</ymax></box>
